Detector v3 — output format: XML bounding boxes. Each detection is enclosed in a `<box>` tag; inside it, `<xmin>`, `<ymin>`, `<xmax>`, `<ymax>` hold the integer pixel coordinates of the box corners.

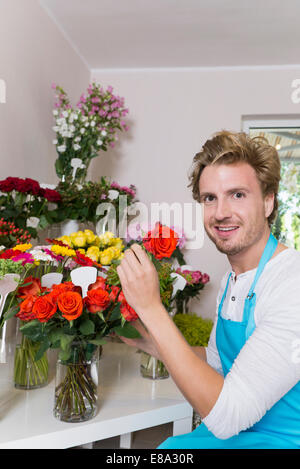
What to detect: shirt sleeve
<box><xmin>202</xmin><ymin>275</ymin><xmax>300</xmax><ymax>440</ymax></box>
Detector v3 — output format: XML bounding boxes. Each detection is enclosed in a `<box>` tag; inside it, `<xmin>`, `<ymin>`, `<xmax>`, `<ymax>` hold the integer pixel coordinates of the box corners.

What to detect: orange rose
<box><xmin>16</xmin><ymin>295</ymin><xmax>37</xmax><ymax>321</ymax></box>
<box><xmin>142</xmin><ymin>222</ymin><xmax>178</xmax><ymax>260</ymax></box>
<box><xmin>57</xmin><ymin>291</ymin><xmax>83</xmax><ymax>321</ymax></box>
<box><xmin>85</xmin><ymin>288</ymin><xmax>110</xmax><ymax>314</ymax></box>
<box><xmin>32</xmin><ymin>295</ymin><xmax>57</xmax><ymax>323</ymax></box>
<box><xmin>50</xmin><ymin>281</ymin><xmax>79</xmax><ymax>302</ymax></box>
<box><xmin>17</xmin><ymin>276</ymin><xmax>42</xmax><ymax>298</ymax></box>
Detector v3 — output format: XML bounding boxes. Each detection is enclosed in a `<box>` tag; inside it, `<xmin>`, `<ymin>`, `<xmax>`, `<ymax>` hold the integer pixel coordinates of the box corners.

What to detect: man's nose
<box><xmin>214</xmin><ymin>198</ymin><xmax>232</xmax><ymax>220</ymax></box>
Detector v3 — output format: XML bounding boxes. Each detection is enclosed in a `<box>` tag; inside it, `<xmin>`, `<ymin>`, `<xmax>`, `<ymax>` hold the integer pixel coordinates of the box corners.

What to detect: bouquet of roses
<box><xmin>0</xmin><ymin>177</ymin><xmax>61</xmax><ymax>237</ymax></box>
<box><xmin>52</xmin><ymin>82</ymin><xmax>129</xmax><ymax>183</ymax></box>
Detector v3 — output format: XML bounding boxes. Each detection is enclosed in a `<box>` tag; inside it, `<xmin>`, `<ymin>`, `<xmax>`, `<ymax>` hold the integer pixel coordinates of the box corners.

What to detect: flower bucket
<box><xmin>14</xmin><ymin>335</ymin><xmax>49</xmax><ymax>390</ymax></box>
<box><xmin>53</xmin><ymin>343</ymin><xmax>100</xmax><ymax>423</ymax></box>
<box><xmin>140</xmin><ymin>351</ymin><xmax>169</xmax><ymax>380</ymax></box>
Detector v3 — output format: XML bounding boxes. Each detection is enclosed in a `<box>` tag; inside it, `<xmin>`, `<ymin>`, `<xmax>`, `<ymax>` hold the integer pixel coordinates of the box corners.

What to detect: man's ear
<box><xmin>264</xmin><ymin>193</ymin><xmax>274</xmax><ymax>219</ymax></box>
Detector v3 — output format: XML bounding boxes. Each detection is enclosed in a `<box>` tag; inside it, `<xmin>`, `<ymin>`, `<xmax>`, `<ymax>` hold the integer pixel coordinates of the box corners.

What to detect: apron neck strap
<box><xmin>246</xmin><ymin>232</ymin><xmax>278</xmax><ymax>299</ymax></box>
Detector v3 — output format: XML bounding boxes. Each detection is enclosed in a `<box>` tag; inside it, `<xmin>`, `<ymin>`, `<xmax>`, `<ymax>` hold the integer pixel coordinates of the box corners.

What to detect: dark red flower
<box><xmin>0</xmin><ymin>177</ymin><xmax>20</xmax><ymax>192</ymax></box>
<box><xmin>43</xmin><ymin>188</ymin><xmax>61</xmax><ymax>203</ymax></box>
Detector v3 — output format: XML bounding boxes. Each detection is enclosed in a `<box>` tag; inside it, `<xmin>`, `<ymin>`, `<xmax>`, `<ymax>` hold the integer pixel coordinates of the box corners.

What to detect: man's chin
<box><xmin>206</xmin><ymin>230</ymin><xmax>243</xmax><ymax>256</ymax></box>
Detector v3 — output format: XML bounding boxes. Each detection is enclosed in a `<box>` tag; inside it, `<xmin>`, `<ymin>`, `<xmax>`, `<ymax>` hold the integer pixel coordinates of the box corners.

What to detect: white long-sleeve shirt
<box><xmin>203</xmin><ymin>247</ymin><xmax>300</xmax><ymax>440</ymax></box>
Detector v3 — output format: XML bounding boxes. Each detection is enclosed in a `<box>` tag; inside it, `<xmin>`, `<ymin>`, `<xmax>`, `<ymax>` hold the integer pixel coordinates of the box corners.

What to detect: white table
<box><xmin>0</xmin><ymin>341</ymin><xmax>193</xmax><ymax>449</ymax></box>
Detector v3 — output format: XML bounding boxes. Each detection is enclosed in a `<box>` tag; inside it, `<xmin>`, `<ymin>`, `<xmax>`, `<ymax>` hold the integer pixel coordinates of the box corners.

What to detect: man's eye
<box><xmin>203</xmin><ymin>195</ymin><xmax>215</xmax><ymax>203</ymax></box>
<box><xmin>234</xmin><ymin>192</ymin><xmax>245</xmax><ymax>199</ymax></box>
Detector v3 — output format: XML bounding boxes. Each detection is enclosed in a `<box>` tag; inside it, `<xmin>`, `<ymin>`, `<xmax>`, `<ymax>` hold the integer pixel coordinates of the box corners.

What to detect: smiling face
<box><xmin>199</xmin><ymin>162</ymin><xmax>274</xmax><ymax>257</ymax></box>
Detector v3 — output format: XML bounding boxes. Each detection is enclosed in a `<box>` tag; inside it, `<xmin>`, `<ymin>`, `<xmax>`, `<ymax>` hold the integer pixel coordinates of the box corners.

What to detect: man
<box><xmin>116</xmin><ymin>130</ymin><xmax>300</xmax><ymax>449</ymax></box>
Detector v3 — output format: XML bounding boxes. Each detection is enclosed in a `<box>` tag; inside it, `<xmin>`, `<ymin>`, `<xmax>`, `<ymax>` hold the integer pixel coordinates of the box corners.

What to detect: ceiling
<box><xmin>40</xmin><ymin>0</ymin><xmax>300</xmax><ymax>70</ymax></box>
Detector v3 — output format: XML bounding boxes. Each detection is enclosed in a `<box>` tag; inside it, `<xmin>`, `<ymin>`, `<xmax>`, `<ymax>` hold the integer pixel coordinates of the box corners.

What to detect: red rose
<box><xmin>15</xmin><ymin>178</ymin><xmax>29</xmax><ymax>193</ymax></box>
<box><xmin>109</xmin><ymin>285</ymin><xmax>121</xmax><ymax>302</ymax></box>
<box><xmin>0</xmin><ymin>177</ymin><xmax>20</xmax><ymax>192</ymax></box>
<box><xmin>118</xmin><ymin>291</ymin><xmax>138</xmax><ymax>322</ymax></box>
<box><xmin>24</xmin><ymin>178</ymin><xmax>40</xmax><ymax>195</ymax></box>
<box><xmin>85</xmin><ymin>287</ymin><xmax>110</xmax><ymax>313</ymax></box>
<box><xmin>142</xmin><ymin>222</ymin><xmax>178</xmax><ymax>260</ymax></box>
<box><xmin>33</xmin><ymin>295</ymin><xmax>57</xmax><ymax>323</ymax></box>
<box><xmin>16</xmin><ymin>295</ymin><xmax>37</xmax><ymax>321</ymax></box>
<box><xmin>17</xmin><ymin>276</ymin><xmax>43</xmax><ymax>298</ymax></box>
<box><xmin>88</xmin><ymin>276</ymin><xmax>108</xmax><ymax>291</ymax></box>
<box><xmin>43</xmin><ymin>188</ymin><xmax>61</xmax><ymax>203</ymax></box>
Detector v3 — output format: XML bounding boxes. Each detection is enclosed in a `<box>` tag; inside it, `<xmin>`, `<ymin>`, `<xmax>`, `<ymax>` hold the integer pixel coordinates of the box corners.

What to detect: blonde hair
<box><xmin>188</xmin><ymin>130</ymin><xmax>281</xmax><ymax>226</ymax></box>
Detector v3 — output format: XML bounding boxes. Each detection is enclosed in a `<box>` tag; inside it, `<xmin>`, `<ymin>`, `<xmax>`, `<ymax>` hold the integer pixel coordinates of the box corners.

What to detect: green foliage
<box><xmin>53</xmin><ymin>178</ymin><xmax>110</xmax><ymax>223</ymax></box>
<box><xmin>0</xmin><ymin>259</ymin><xmax>24</xmax><ymax>280</ymax></box>
<box><xmin>173</xmin><ymin>313</ymin><xmax>213</xmax><ymax>347</ymax></box>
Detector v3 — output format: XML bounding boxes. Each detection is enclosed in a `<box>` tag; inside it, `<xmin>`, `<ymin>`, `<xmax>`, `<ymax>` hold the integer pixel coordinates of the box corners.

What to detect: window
<box><xmin>243</xmin><ymin>116</ymin><xmax>300</xmax><ymax>251</ymax></box>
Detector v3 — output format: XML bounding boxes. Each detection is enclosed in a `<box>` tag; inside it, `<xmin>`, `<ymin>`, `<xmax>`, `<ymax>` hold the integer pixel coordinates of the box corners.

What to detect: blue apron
<box><xmin>158</xmin><ymin>233</ymin><xmax>300</xmax><ymax>449</ymax></box>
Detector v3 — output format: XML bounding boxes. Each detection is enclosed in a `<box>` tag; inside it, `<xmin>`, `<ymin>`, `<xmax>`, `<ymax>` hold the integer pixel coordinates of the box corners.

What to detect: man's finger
<box><xmin>130</xmin><ymin>243</ymin><xmax>152</xmax><ymax>266</ymax></box>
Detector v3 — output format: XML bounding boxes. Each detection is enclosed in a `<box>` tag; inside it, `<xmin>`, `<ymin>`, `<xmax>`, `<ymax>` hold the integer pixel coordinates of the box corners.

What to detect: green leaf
<box><xmin>112</xmin><ymin>322</ymin><xmax>141</xmax><ymax>339</ymax></box>
<box><xmin>35</xmin><ymin>338</ymin><xmax>50</xmax><ymax>361</ymax></box>
<box><xmin>60</xmin><ymin>333</ymin><xmax>75</xmax><ymax>351</ymax></box>
<box><xmin>79</xmin><ymin>319</ymin><xmax>95</xmax><ymax>336</ymax></box>
<box><xmin>38</xmin><ymin>215</ymin><xmax>49</xmax><ymax>230</ymax></box>
<box><xmin>109</xmin><ymin>303</ymin><xmax>121</xmax><ymax>322</ymax></box>
<box><xmin>58</xmin><ymin>349</ymin><xmax>71</xmax><ymax>362</ymax></box>
<box><xmin>88</xmin><ymin>335</ymin><xmax>107</xmax><ymax>346</ymax></box>
<box><xmin>3</xmin><ymin>305</ymin><xmax>19</xmax><ymax>321</ymax></box>
<box><xmin>20</xmin><ymin>320</ymin><xmax>44</xmax><ymax>342</ymax></box>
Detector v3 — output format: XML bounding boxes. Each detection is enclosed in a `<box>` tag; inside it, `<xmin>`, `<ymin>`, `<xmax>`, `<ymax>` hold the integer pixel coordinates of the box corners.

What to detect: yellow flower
<box><xmin>98</xmin><ymin>231</ymin><xmax>115</xmax><ymax>247</ymax></box>
<box><xmin>84</xmin><ymin>229</ymin><xmax>97</xmax><ymax>245</ymax></box>
<box><xmin>13</xmin><ymin>243</ymin><xmax>32</xmax><ymax>252</ymax></box>
<box><xmin>91</xmin><ymin>235</ymin><xmax>100</xmax><ymax>247</ymax></box>
<box><xmin>99</xmin><ymin>247</ymin><xmax>115</xmax><ymax>265</ymax></box>
<box><xmin>86</xmin><ymin>246</ymin><xmax>100</xmax><ymax>262</ymax></box>
<box><xmin>57</xmin><ymin>235</ymin><xmax>73</xmax><ymax>247</ymax></box>
<box><xmin>70</xmin><ymin>231</ymin><xmax>87</xmax><ymax>248</ymax></box>
<box><xmin>110</xmin><ymin>237</ymin><xmax>124</xmax><ymax>251</ymax></box>
<box><xmin>51</xmin><ymin>245</ymin><xmax>76</xmax><ymax>257</ymax></box>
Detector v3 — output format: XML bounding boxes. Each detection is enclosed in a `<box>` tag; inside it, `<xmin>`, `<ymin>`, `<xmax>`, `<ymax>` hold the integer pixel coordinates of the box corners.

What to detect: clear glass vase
<box><xmin>140</xmin><ymin>351</ymin><xmax>169</xmax><ymax>380</ymax></box>
<box><xmin>53</xmin><ymin>343</ymin><xmax>100</xmax><ymax>423</ymax></box>
<box><xmin>14</xmin><ymin>335</ymin><xmax>49</xmax><ymax>390</ymax></box>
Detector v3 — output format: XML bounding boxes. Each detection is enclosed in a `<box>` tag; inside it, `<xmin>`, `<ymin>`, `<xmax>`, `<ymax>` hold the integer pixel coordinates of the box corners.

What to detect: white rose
<box><xmin>52</xmin><ymin>139</ymin><xmax>58</xmax><ymax>145</ymax></box>
<box><xmin>52</xmin><ymin>126</ymin><xmax>59</xmax><ymax>132</ymax></box>
<box><xmin>73</xmin><ymin>144</ymin><xmax>81</xmax><ymax>151</ymax></box>
<box><xmin>62</xmin><ymin>111</ymin><xmax>69</xmax><ymax>118</ymax></box>
<box><xmin>97</xmin><ymin>139</ymin><xmax>103</xmax><ymax>146</ymax></box>
<box><xmin>74</xmin><ymin>136</ymin><xmax>81</xmax><ymax>143</ymax></box>
<box><xmin>101</xmin><ymin>130</ymin><xmax>107</xmax><ymax>136</ymax></box>
<box><xmin>53</xmin><ymin>110</ymin><xmax>58</xmax><ymax>116</ymax></box>
<box><xmin>90</xmin><ymin>121</ymin><xmax>96</xmax><ymax>127</ymax></box>
<box><xmin>80</xmin><ymin>128</ymin><xmax>85</xmax><ymax>134</ymax></box>
<box><xmin>57</xmin><ymin>145</ymin><xmax>66</xmax><ymax>153</ymax></box>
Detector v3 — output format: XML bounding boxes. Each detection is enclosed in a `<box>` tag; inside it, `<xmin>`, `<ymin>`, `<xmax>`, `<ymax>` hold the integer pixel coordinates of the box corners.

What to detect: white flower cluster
<box><xmin>30</xmin><ymin>249</ymin><xmax>53</xmax><ymax>263</ymax></box>
<box><xmin>52</xmin><ymin>109</ymin><xmax>106</xmax><ymax>153</ymax></box>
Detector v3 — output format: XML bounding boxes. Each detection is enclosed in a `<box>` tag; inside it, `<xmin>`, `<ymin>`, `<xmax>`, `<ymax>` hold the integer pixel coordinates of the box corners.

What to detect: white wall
<box><xmin>0</xmin><ymin>0</ymin><xmax>90</xmax><ymax>184</ymax></box>
<box><xmin>91</xmin><ymin>66</ymin><xmax>300</xmax><ymax>319</ymax></box>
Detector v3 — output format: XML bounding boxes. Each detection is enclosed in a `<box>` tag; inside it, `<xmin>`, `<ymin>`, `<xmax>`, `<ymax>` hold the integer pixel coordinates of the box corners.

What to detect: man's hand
<box><xmin>116</xmin><ymin>243</ymin><xmax>162</xmax><ymax>318</ymax></box>
<box><xmin>118</xmin><ymin>319</ymin><xmax>162</xmax><ymax>360</ymax></box>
